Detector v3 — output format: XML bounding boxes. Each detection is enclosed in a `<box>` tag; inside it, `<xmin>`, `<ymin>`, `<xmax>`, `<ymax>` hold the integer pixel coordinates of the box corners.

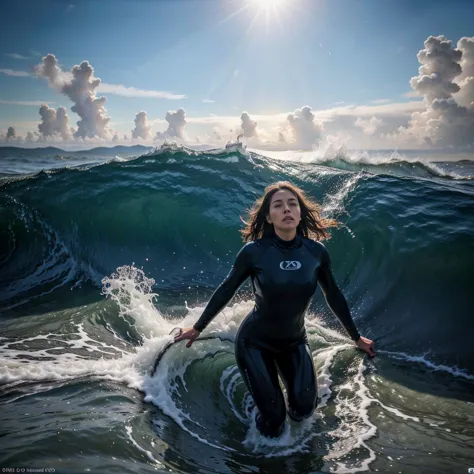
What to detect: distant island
<box><xmin>0</xmin><ymin>144</ymin><xmax>153</xmax><ymax>156</ymax></box>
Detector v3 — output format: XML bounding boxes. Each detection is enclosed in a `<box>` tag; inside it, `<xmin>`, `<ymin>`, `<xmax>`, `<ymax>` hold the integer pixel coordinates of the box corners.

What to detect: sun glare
<box><xmin>220</xmin><ymin>0</ymin><xmax>298</xmax><ymax>35</ymax></box>
<box><xmin>248</xmin><ymin>0</ymin><xmax>288</xmax><ymax>12</ymax></box>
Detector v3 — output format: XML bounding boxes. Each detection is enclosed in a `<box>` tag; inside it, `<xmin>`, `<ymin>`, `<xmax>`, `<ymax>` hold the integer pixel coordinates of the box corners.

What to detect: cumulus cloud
<box><xmin>455</xmin><ymin>36</ymin><xmax>474</xmax><ymax>108</ymax></box>
<box><xmin>240</xmin><ymin>112</ymin><xmax>258</xmax><ymax>138</ymax></box>
<box><xmin>38</xmin><ymin>104</ymin><xmax>73</xmax><ymax>140</ymax></box>
<box><xmin>394</xmin><ymin>35</ymin><xmax>474</xmax><ymax>148</ymax></box>
<box><xmin>34</xmin><ymin>54</ymin><xmax>69</xmax><ymax>86</ymax></box>
<box><xmin>155</xmin><ymin>108</ymin><xmax>187</xmax><ymax>140</ymax></box>
<box><xmin>0</xmin><ymin>126</ymin><xmax>24</xmax><ymax>144</ymax></box>
<box><xmin>287</xmin><ymin>106</ymin><xmax>323</xmax><ymax>149</ymax></box>
<box><xmin>409</xmin><ymin>36</ymin><xmax>462</xmax><ymax>102</ymax></box>
<box><xmin>35</xmin><ymin>54</ymin><xmax>111</xmax><ymax>140</ymax></box>
<box><xmin>6</xmin><ymin>127</ymin><xmax>16</xmax><ymax>140</ymax></box>
<box><xmin>355</xmin><ymin>116</ymin><xmax>384</xmax><ymax>135</ymax></box>
<box><xmin>131</xmin><ymin>111</ymin><xmax>152</xmax><ymax>140</ymax></box>
<box><xmin>26</xmin><ymin>131</ymin><xmax>35</xmax><ymax>142</ymax></box>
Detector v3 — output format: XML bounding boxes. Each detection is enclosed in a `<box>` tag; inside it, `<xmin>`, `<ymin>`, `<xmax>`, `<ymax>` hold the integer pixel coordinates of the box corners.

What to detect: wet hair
<box><xmin>239</xmin><ymin>181</ymin><xmax>340</xmax><ymax>242</ymax></box>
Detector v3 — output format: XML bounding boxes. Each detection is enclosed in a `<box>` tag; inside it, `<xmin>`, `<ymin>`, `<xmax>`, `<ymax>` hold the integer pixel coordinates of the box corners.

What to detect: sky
<box><xmin>0</xmin><ymin>0</ymin><xmax>473</xmax><ymax>151</ymax></box>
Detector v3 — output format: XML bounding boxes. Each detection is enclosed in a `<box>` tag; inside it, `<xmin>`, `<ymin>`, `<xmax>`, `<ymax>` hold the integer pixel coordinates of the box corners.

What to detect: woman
<box><xmin>174</xmin><ymin>181</ymin><xmax>375</xmax><ymax>438</ymax></box>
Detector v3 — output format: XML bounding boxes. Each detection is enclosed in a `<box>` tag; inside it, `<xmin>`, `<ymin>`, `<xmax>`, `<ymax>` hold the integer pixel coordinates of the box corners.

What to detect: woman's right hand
<box><xmin>173</xmin><ymin>327</ymin><xmax>201</xmax><ymax>348</ymax></box>
<box><xmin>355</xmin><ymin>335</ymin><xmax>376</xmax><ymax>358</ymax></box>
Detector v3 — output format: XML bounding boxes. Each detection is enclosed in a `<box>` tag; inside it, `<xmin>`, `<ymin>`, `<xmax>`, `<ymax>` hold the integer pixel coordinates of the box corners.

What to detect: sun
<box><xmin>219</xmin><ymin>0</ymin><xmax>297</xmax><ymax>34</ymax></box>
<box><xmin>248</xmin><ymin>0</ymin><xmax>288</xmax><ymax>12</ymax></box>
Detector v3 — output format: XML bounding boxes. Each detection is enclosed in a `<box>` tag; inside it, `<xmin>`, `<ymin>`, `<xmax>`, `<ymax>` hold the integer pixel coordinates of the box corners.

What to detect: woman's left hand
<box><xmin>355</xmin><ymin>336</ymin><xmax>376</xmax><ymax>358</ymax></box>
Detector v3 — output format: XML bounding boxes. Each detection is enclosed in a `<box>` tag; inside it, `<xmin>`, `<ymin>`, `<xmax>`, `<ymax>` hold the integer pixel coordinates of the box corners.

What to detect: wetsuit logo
<box><xmin>279</xmin><ymin>261</ymin><xmax>302</xmax><ymax>270</ymax></box>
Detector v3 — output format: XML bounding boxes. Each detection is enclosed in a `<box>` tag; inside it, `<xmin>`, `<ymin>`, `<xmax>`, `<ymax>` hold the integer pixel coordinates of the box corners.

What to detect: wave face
<box><xmin>1</xmin><ymin>145</ymin><xmax>472</xmax><ymax>366</ymax></box>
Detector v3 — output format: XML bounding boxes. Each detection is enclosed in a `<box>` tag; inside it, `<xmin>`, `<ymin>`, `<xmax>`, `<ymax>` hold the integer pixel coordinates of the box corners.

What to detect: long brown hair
<box><xmin>239</xmin><ymin>181</ymin><xmax>340</xmax><ymax>242</ymax></box>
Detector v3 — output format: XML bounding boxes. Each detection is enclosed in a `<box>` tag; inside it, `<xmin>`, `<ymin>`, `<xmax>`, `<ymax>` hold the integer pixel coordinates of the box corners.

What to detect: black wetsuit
<box><xmin>193</xmin><ymin>232</ymin><xmax>360</xmax><ymax>437</ymax></box>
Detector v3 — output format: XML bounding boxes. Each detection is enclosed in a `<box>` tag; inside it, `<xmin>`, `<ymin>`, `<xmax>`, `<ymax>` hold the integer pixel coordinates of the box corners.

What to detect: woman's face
<box><xmin>266</xmin><ymin>189</ymin><xmax>301</xmax><ymax>232</ymax></box>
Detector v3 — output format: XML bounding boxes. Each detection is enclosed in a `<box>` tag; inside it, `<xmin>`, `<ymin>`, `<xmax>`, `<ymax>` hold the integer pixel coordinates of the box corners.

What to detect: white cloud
<box><xmin>38</xmin><ymin>104</ymin><xmax>73</xmax><ymax>140</ymax></box>
<box><xmin>131</xmin><ymin>111</ymin><xmax>152</xmax><ymax>140</ymax></box>
<box><xmin>183</xmin><ymin>115</ymin><xmax>239</xmax><ymax>126</ymax></box>
<box><xmin>35</xmin><ymin>54</ymin><xmax>111</xmax><ymax>139</ymax></box>
<box><xmin>240</xmin><ymin>111</ymin><xmax>258</xmax><ymax>138</ymax></box>
<box><xmin>32</xmin><ymin>53</ymin><xmax>187</xmax><ymax>142</ymax></box>
<box><xmin>371</xmin><ymin>99</ymin><xmax>392</xmax><ymax>104</ymax></box>
<box><xmin>0</xmin><ymin>68</ymin><xmax>31</xmax><ymax>77</ymax></box>
<box><xmin>6</xmin><ymin>127</ymin><xmax>16</xmax><ymax>139</ymax></box>
<box><xmin>2</xmin><ymin>62</ymin><xmax>185</xmax><ymax>100</ymax></box>
<box><xmin>155</xmin><ymin>108</ymin><xmax>187</xmax><ymax>140</ymax></box>
<box><xmin>355</xmin><ymin>116</ymin><xmax>384</xmax><ymax>135</ymax></box>
<box><xmin>202</xmin><ymin>99</ymin><xmax>215</xmax><ymax>103</ymax></box>
<box><xmin>0</xmin><ymin>99</ymin><xmax>55</xmax><ymax>106</ymax></box>
<box><xmin>454</xmin><ymin>36</ymin><xmax>474</xmax><ymax>108</ymax></box>
<box><xmin>5</xmin><ymin>53</ymin><xmax>30</xmax><ymax>60</ymax></box>
<box><xmin>97</xmin><ymin>82</ymin><xmax>186</xmax><ymax>100</ymax></box>
<box><xmin>0</xmin><ymin>126</ymin><xmax>25</xmax><ymax>144</ymax></box>
<box><xmin>314</xmin><ymin>101</ymin><xmax>423</xmax><ymax>120</ymax></box>
<box><xmin>409</xmin><ymin>35</ymin><xmax>462</xmax><ymax>102</ymax></box>
<box><xmin>286</xmin><ymin>106</ymin><xmax>323</xmax><ymax>149</ymax></box>
<box><xmin>393</xmin><ymin>35</ymin><xmax>474</xmax><ymax>148</ymax></box>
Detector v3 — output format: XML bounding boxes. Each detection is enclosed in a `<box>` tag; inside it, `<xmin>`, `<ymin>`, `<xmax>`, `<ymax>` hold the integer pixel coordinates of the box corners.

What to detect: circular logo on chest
<box><xmin>279</xmin><ymin>260</ymin><xmax>302</xmax><ymax>270</ymax></box>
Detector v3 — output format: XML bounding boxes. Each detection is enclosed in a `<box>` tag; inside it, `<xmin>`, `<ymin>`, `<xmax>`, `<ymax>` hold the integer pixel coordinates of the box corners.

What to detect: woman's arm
<box><xmin>192</xmin><ymin>243</ymin><xmax>252</xmax><ymax>332</ymax></box>
<box><xmin>317</xmin><ymin>243</ymin><xmax>361</xmax><ymax>342</ymax></box>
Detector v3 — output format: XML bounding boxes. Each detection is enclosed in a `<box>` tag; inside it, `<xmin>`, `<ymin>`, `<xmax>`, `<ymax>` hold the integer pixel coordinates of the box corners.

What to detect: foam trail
<box><xmin>125</xmin><ymin>425</ymin><xmax>165</xmax><ymax>467</ymax></box>
<box><xmin>314</xmin><ymin>343</ymin><xmax>353</xmax><ymax>408</ymax></box>
<box><xmin>325</xmin><ymin>359</ymin><xmax>377</xmax><ymax>473</ymax></box>
<box><xmin>382</xmin><ymin>350</ymin><xmax>474</xmax><ymax>381</ymax></box>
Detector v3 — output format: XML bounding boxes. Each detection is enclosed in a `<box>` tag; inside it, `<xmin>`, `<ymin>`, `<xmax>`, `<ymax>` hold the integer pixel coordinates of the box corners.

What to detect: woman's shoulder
<box><xmin>237</xmin><ymin>238</ymin><xmax>272</xmax><ymax>262</ymax></box>
<box><xmin>301</xmin><ymin>237</ymin><xmax>329</xmax><ymax>261</ymax></box>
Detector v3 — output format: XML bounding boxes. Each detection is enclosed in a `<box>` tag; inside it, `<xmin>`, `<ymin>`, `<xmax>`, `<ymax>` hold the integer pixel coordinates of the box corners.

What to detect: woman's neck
<box><xmin>273</xmin><ymin>229</ymin><xmax>297</xmax><ymax>241</ymax></box>
<box><xmin>271</xmin><ymin>231</ymin><xmax>301</xmax><ymax>251</ymax></box>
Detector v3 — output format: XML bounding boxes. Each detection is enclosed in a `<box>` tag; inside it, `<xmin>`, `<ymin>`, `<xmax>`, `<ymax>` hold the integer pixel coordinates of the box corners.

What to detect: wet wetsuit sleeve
<box><xmin>317</xmin><ymin>243</ymin><xmax>361</xmax><ymax>342</ymax></box>
<box><xmin>193</xmin><ymin>244</ymin><xmax>252</xmax><ymax>332</ymax></box>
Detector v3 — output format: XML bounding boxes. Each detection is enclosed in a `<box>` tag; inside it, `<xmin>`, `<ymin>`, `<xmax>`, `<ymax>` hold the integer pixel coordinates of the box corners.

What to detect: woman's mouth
<box><xmin>283</xmin><ymin>217</ymin><xmax>294</xmax><ymax>222</ymax></box>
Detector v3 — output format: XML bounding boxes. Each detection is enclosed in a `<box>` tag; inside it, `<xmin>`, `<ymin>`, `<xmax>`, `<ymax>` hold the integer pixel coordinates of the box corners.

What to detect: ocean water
<box><xmin>1</xmin><ymin>143</ymin><xmax>473</xmax><ymax>474</ymax></box>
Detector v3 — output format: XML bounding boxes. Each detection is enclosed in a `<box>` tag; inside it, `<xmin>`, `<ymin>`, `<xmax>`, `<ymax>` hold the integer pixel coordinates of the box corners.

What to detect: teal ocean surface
<box><xmin>1</xmin><ymin>143</ymin><xmax>473</xmax><ymax>473</ymax></box>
